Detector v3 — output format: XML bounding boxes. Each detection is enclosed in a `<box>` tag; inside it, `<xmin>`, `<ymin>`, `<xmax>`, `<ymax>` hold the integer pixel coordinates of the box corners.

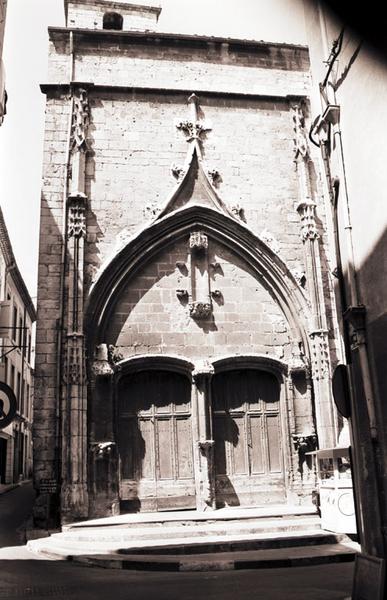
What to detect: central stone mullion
<box><xmin>193</xmin><ymin>361</ymin><xmax>216</xmax><ymax>511</ymax></box>
<box><xmin>189</xmin><ymin>231</ymin><xmax>212</xmax><ymax>319</ymax></box>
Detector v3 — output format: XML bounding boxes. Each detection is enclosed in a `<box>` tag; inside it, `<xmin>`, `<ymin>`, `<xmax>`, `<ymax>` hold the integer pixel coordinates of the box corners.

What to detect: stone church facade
<box><xmin>34</xmin><ymin>0</ymin><xmax>341</xmax><ymax>526</ymax></box>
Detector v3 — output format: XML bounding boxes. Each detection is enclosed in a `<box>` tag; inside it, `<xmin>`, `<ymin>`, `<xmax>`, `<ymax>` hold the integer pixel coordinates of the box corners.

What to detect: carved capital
<box><xmin>189</xmin><ymin>231</ymin><xmax>208</xmax><ymax>252</ymax></box>
<box><xmin>92</xmin><ymin>360</ymin><xmax>114</xmax><ymax>378</ymax></box>
<box><xmin>92</xmin><ymin>344</ymin><xmax>114</xmax><ymax>377</ymax></box>
<box><xmin>192</xmin><ymin>360</ymin><xmax>214</xmax><ymax>382</ymax></box>
<box><xmin>67</xmin><ymin>195</ymin><xmax>87</xmax><ymax>239</ymax></box>
<box><xmin>198</xmin><ymin>439</ymin><xmax>215</xmax><ymax>454</ymax></box>
<box><xmin>71</xmin><ymin>88</ymin><xmax>89</xmax><ymax>151</ymax></box>
<box><xmin>296</xmin><ymin>200</ymin><xmax>319</xmax><ymax>241</ymax></box>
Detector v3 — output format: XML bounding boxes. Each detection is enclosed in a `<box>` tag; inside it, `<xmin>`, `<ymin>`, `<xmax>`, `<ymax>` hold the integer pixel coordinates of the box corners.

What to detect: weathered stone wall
<box><xmin>33</xmin><ymin>95</ymin><xmax>70</xmax><ymax>525</ymax></box>
<box><xmin>47</xmin><ymin>32</ymin><xmax>310</xmax><ymax>96</ymax></box>
<box><xmin>34</xmin><ymin>22</ymin><xmax>339</xmax><ymax>522</ymax></box>
<box><xmin>106</xmin><ymin>238</ymin><xmax>292</xmax><ymax>360</ymax></box>
<box><xmin>84</xmin><ymin>92</ymin><xmax>309</xmax><ymax>287</ymax></box>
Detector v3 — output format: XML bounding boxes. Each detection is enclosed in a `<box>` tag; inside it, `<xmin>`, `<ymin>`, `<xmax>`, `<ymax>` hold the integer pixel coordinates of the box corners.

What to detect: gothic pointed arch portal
<box><xmin>85</xmin><ymin>94</ymin><xmax>332</xmax><ymax>516</ymax></box>
<box><xmin>86</xmin><ymin>203</ymin><xmax>325</xmax><ymax>515</ymax></box>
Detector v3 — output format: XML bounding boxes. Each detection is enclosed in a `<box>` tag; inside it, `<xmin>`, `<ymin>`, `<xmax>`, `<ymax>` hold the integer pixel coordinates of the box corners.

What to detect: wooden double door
<box><xmin>117</xmin><ymin>368</ymin><xmax>285</xmax><ymax>512</ymax></box>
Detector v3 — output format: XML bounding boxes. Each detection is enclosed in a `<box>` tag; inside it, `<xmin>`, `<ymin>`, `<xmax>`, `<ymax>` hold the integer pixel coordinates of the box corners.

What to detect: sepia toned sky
<box><xmin>0</xmin><ymin>0</ymin><xmax>306</xmax><ymax>297</ymax></box>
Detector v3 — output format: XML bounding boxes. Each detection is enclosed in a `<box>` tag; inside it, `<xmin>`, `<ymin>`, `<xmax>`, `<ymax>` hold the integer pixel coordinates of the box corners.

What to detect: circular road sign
<box><xmin>0</xmin><ymin>382</ymin><xmax>17</xmax><ymax>429</ymax></box>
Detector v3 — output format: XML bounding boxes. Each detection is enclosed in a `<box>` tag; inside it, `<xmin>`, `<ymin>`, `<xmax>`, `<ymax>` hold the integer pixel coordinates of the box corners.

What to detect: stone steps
<box><xmin>64</xmin><ymin>505</ymin><xmax>318</xmax><ymax>530</ymax></box>
<box><xmin>27</xmin><ymin>532</ymin><xmax>359</xmax><ymax>571</ymax></box>
<box><xmin>27</xmin><ymin>506</ymin><xmax>359</xmax><ymax>570</ymax></box>
<box><xmin>56</xmin><ymin>516</ymin><xmax>321</xmax><ymax>544</ymax></box>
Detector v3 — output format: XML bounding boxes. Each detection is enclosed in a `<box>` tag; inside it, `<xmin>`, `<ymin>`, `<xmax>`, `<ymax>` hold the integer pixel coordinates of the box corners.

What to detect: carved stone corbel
<box><xmin>91</xmin><ymin>441</ymin><xmax>116</xmax><ymax>459</ymax></box>
<box><xmin>189</xmin><ymin>231</ymin><xmax>208</xmax><ymax>252</ymax></box>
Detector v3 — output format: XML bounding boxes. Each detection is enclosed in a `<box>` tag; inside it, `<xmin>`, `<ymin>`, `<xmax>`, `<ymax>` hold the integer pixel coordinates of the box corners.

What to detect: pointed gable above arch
<box><xmin>156</xmin><ymin>93</ymin><xmax>236</xmax><ymax>221</ymax></box>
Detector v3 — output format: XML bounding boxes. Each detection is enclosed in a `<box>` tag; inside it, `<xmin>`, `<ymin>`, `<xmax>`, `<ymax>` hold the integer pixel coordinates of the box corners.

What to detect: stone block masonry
<box><xmin>33</xmin><ymin>13</ymin><xmax>341</xmax><ymax>525</ymax></box>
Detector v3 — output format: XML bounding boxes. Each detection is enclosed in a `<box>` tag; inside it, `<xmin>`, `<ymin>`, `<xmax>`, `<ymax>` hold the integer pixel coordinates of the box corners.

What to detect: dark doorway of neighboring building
<box><xmin>212</xmin><ymin>369</ymin><xmax>285</xmax><ymax>507</ymax></box>
<box><xmin>117</xmin><ymin>370</ymin><xmax>196</xmax><ymax>512</ymax></box>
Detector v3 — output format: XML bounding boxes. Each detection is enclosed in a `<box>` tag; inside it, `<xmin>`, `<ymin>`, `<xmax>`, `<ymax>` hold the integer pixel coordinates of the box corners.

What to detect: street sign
<box><xmin>0</xmin><ymin>381</ymin><xmax>17</xmax><ymax>429</ymax></box>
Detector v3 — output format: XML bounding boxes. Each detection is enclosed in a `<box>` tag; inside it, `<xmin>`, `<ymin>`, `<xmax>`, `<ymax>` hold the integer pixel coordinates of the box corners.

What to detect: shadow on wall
<box><xmin>318</xmin><ymin>0</ymin><xmax>387</xmax><ymax>54</ymax></box>
<box><xmin>353</xmin><ymin>225</ymin><xmax>387</xmax><ymax>427</ymax></box>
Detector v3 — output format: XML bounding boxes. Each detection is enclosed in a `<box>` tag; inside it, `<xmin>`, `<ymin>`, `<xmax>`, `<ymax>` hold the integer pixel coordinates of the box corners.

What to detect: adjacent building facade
<box><xmin>34</xmin><ymin>0</ymin><xmax>343</xmax><ymax>527</ymax></box>
<box><xmin>0</xmin><ymin>208</ymin><xmax>35</xmax><ymax>488</ymax></box>
<box><xmin>304</xmin><ymin>0</ymin><xmax>387</xmax><ymax>592</ymax></box>
<box><xmin>0</xmin><ymin>0</ymin><xmax>7</xmax><ymax>125</ymax></box>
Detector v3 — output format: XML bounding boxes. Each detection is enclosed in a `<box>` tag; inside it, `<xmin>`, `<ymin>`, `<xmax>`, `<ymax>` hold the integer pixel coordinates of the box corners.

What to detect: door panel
<box><xmin>117</xmin><ymin>370</ymin><xmax>195</xmax><ymax>512</ymax></box>
<box><xmin>212</xmin><ymin>369</ymin><xmax>285</xmax><ymax>507</ymax></box>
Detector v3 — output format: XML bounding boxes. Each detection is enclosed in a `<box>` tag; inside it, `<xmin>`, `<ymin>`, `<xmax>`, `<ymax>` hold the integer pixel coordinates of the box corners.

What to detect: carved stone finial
<box><xmin>176</xmin><ymin>120</ymin><xmax>211</xmax><ymax>142</ymax></box>
<box><xmin>67</xmin><ymin>196</ymin><xmax>87</xmax><ymax>239</ymax></box>
<box><xmin>296</xmin><ymin>200</ymin><xmax>319</xmax><ymax>241</ymax></box>
<box><xmin>71</xmin><ymin>88</ymin><xmax>89</xmax><ymax>151</ymax></box>
<box><xmin>309</xmin><ymin>329</ymin><xmax>329</xmax><ymax>380</ymax></box>
<box><xmin>291</xmin><ymin>103</ymin><xmax>309</xmax><ymax>160</ymax></box>
<box><xmin>188</xmin><ymin>93</ymin><xmax>199</xmax><ymax>105</ymax></box>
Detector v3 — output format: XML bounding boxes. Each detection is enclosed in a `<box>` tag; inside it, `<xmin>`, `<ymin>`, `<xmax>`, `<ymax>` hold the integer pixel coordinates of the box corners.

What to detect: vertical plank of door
<box><xmin>266</xmin><ymin>414</ymin><xmax>282</xmax><ymax>473</ymax></box>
